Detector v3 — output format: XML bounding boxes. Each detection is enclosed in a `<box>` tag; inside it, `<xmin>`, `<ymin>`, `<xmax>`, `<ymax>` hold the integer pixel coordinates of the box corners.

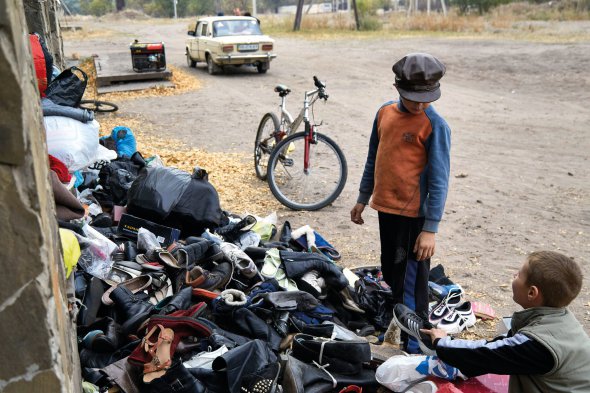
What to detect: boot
<box><xmin>155</xmin><ymin>286</ymin><xmax>194</xmax><ymax>315</ymax></box>
<box><xmin>339</xmin><ymin>287</ymin><xmax>365</xmax><ymax>314</ymax></box>
<box><xmin>291</xmin><ymin>334</ymin><xmax>372</xmax><ymax>376</ymax></box>
<box><xmin>214</xmin><ymin>215</ymin><xmax>257</xmax><ymax>242</ymax></box>
<box><xmin>145</xmin><ymin>361</ymin><xmax>207</xmax><ymax>393</ymax></box>
<box><xmin>110</xmin><ymin>286</ymin><xmax>154</xmax><ymax>335</ymax></box>
<box><xmin>281</xmin><ymin>355</ymin><xmax>380</xmax><ymax>393</ymax></box>
<box><xmin>280</xmin><ymin>251</ymin><xmax>349</xmax><ymax>290</ymax></box>
<box><xmin>174</xmin><ymin>237</ymin><xmax>211</xmax><ymax>267</ymax></box>
<box><xmin>78</xmin><ymin>339</ymin><xmax>141</xmax><ymax>369</ymax></box>
<box><xmin>260</xmin><ymin>290</ymin><xmax>319</xmax><ymax>311</ymax></box>
<box><xmin>78</xmin><ymin>316</ymin><xmax>123</xmax><ymax>353</ymax></box>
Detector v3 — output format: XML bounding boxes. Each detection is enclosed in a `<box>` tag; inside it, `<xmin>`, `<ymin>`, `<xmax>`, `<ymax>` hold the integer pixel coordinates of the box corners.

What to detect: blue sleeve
<box><xmin>422</xmin><ymin>110</ymin><xmax>451</xmax><ymax>233</ymax></box>
<box><xmin>357</xmin><ymin>107</ymin><xmax>384</xmax><ymax>204</ymax></box>
<box><xmin>434</xmin><ymin>333</ymin><xmax>554</xmax><ymax>377</ymax></box>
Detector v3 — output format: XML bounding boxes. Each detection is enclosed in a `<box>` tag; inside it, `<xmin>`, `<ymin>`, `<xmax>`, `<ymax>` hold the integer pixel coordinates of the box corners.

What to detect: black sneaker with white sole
<box><xmin>392</xmin><ymin>303</ymin><xmax>436</xmax><ymax>355</ymax></box>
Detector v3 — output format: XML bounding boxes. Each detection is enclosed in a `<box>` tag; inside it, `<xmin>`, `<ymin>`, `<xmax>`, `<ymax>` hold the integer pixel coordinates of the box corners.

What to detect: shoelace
<box><xmin>312</xmin><ymin>340</ymin><xmax>337</xmax><ymax>388</ymax></box>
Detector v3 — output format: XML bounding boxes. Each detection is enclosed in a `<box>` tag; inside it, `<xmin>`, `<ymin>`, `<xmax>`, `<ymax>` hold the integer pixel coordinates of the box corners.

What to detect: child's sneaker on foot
<box><xmin>392</xmin><ymin>303</ymin><xmax>436</xmax><ymax>355</ymax></box>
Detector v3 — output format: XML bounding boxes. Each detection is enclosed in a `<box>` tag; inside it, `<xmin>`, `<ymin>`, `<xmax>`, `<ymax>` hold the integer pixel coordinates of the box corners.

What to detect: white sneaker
<box><xmin>437</xmin><ymin>301</ymin><xmax>477</xmax><ymax>334</ymax></box>
<box><xmin>429</xmin><ymin>286</ymin><xmax>464</xmax><ymax>326</ymax></box>
<box><xmin>220</xmin><ymin>242</ymin><xmax>258</xmax><ymax>278</ymax></box>
<box><xmin>301</xmin><ymin>270</ymin><xmax>323</xmax><ymax>296</ymax></box>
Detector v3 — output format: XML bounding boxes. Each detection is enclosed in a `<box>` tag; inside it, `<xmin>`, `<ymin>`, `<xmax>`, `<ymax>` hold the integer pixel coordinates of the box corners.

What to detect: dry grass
<box><xmin>258</xmin><ymin>5</ymin><xmax>590</xmax><ymax>42</ymax></box>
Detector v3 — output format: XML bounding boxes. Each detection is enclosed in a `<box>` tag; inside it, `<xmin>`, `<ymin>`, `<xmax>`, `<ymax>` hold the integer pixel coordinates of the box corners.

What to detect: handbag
<box><xmin>45</xmin><ymin>66</ymin><xmax>88</xmax><ymax>107</ymax></box>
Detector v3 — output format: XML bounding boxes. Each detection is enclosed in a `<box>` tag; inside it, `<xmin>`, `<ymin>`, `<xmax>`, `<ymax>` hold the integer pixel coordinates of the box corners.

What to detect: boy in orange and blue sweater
<box><xmin>351</xmin><ymin>53</ymin><xmax>451</xmax><ymax>353</ymax></box>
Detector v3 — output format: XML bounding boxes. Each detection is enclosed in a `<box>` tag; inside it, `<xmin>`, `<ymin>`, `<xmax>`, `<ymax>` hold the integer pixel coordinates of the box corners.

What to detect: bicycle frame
<box><xmin>279</xmin><ymin>87</ymin><xmax>322</xmax><ymax>173</ymax></box>
<box><xmin>278</xmin><ymin>87</ymin><xmax>322</xmax><ymax>138</ymax></box>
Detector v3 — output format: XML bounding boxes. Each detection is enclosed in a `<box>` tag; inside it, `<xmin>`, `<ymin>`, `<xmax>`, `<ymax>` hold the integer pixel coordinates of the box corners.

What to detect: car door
<box><xmin>188</xmin><ymin>21</ymin><xmax>199</xmax><ymax>57</ymax></box>
<box><xmin>196</xmin><ymin>22</ymin><xmax>209</xmax><ymax>61</ymax></box>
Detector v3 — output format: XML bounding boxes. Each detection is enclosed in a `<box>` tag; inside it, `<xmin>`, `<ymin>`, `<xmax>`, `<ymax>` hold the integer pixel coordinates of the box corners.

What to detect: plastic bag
<box><xmin>60</xmin><ymin>228</ymin><xmax>81</xmax><ymax>278</ymax></box>
<box><xmin>74</xmin><ymin>227</ymin><xmax>116</xmax><ymax>280</ymax></box>
<box><xmin>45</xmin><ymin>66</ymin><xmax>88</xmax><ymax>107</ymax></box>
<box><xmin>110</xmin><ymin>126</ymin><xmax>137</xmax><ymax>158</ymax></box>
<box><xmin>137</xmin><ymin>227</ymin><xmax>161</xmax><ymax>253</ymax></box>
<box><xmin>44</xmin><ymin>116</ymin><xmax>100</xmax><ymax>171</ymax></box>
<box><xmin>127</xmin><ymin>166</ymin><xmax>223</xmax><ymax>236</ymax></box>
<box><xmin>249</xmin><ymin>212</ymin><xmax>277</xmax><ymax>241</ymax></box>
<box><xmin>376</xmin><ymin>355</ymin><xmax>428</xmax><ymax>391</ymax></box>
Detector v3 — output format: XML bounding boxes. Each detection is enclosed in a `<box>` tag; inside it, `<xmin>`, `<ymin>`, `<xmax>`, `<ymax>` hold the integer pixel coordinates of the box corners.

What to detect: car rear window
<box><xmin>213</xmin><ymin>20</ymin><xmax>262</xmax><ymax>37</ymax></box>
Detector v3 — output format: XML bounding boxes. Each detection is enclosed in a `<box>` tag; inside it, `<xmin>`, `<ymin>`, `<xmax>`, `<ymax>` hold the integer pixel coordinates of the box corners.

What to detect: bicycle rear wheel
<box><xmin>254</xmin><ymin>112</ymin><xmax>280</xmax><ymax>180</ymax></box>
<box><xmin>267</xmin><ymin>131</ymin><xmax>347</xmax><ymax>211</ymax></box>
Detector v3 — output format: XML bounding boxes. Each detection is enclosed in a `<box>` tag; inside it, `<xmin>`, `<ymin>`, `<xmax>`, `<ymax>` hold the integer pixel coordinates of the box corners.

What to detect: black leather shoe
<box><xmin>110</xmin><ymin>286</ymin><xmax>154</xmax><ymax>335</ymax></box>
<box><xmin>145</xmin><ymin>361</ymin><xmax>206</xmax><ymax>393</ymax></box>
<box><xmin>157</xmin><ymin>286</ymin><xmax>194</xmax><ymax>315</ymax></box>
<box><xmin>272</xmin><ymin>311</ymin><xmax>290</xmax><ymax>337</ymax></box>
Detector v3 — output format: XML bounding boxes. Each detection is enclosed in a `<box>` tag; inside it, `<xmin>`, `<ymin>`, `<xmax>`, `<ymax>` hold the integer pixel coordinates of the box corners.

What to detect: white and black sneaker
<box><xmin>437</xmin><ymin>301</ymin><xmax>477</xmax><ymax>334</ymax></box>
<box><xmin>392</xmin><ymin>303</ymin><xmax>436</xmax><ymax>355</ymax></box>
<box><xmin>428</xmin><ymin>286</ymin><xmax>464</xmax><ymax>326</ymax></box>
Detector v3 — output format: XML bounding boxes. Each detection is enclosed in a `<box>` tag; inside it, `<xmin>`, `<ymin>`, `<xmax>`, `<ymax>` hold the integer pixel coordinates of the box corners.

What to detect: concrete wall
<box><xmin>0</xmin><ymin>0</ymin><xmax>79</xmax><ymax>392</ymax></box>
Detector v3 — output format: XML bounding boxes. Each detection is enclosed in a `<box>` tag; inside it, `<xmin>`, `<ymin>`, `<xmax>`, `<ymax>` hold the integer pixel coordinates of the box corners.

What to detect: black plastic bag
<box><xmin>45</xmin><ymin>66</ymin><xmax>88</xmax><ymax>107</ymax></box>
<box><xmin>127</xmin><ymin>166</ymin><xmax>223</xmax><ymax>236</ymax></box>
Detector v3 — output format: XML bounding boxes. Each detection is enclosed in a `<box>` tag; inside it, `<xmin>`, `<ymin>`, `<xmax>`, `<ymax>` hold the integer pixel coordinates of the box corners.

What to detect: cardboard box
<box><xmin>117</xmin><ymin>213</ymin><xmax>180</xmax><ymax>247</ymax></box>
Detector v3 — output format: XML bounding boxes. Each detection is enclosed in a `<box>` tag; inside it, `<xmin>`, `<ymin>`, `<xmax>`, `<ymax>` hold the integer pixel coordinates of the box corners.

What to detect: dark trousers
<box><xmin>378</xmin><ymin>212</ymin><xmax>430</xmax><ymax>353</ymax></box>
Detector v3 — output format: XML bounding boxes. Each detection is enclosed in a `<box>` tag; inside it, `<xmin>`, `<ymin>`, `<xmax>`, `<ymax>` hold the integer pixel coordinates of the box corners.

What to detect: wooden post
<box><xmin>427</xmin><ymin>0</ymin><xmax>431</xmax><ymax>14</ymax></box>
<box><xmin>441</xmin><ymin>0</ymin><xmax>447</xmax><ymax>15</ymax></box>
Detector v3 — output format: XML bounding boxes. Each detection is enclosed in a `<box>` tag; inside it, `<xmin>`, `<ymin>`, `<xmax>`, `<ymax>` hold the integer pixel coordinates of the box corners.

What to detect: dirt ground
<box><xmin>63</xmin><ymin>17</ymin><xmax>590</xmax><ymax>333</ymax></box>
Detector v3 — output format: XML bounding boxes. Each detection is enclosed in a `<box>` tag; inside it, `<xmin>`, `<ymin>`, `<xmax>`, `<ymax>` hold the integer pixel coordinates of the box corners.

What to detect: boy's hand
<box><xmin>414</xmin><ymin>231</ymin><xmax>435</xmax><ymax>261</ymax></box>
<box><xmin>420</xmin><ymin>328</ymin><xmax>447</xmax><ymax>342</ymax></box>
<box><xmin>350</xmin><ymin>203</ymin><xmax>365</xmax><ymax>225</ymax></box>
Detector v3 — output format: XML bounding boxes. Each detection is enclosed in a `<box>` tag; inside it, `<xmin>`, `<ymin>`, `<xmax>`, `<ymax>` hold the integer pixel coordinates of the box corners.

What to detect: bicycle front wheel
<box><xmin>267</xmin><ymin>131</ymin><xmax>347</xmax><ymax>211</ymax></box>
<box><xmin>78</xmin><ymin>100</ymin><xmax>118</xmax><ymax>113</ymax></box>
<box><xmin>254</xmin><ymin>112</ymin><xmax>280</xmax><ymax>180</ymax></box>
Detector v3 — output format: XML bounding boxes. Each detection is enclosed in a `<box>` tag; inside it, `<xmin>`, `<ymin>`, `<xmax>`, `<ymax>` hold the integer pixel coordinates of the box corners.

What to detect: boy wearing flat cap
<box><xmin>351</xmin><ymin>53</ymin><xmax>451</xmax><ymax>354</ymax></box>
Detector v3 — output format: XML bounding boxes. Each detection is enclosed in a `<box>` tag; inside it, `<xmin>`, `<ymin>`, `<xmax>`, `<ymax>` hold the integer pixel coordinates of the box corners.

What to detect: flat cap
<box><xmin>393</xmin><ymin>53</ymin><xmax>446</xmax><ymax>103</ymax></box>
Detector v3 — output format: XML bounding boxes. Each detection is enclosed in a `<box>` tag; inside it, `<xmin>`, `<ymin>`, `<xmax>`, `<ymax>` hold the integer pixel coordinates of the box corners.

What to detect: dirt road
<box><xmin>64</xmin><ymin>18</ymin><xmax>590</xmax><ymax>331</ymax></box>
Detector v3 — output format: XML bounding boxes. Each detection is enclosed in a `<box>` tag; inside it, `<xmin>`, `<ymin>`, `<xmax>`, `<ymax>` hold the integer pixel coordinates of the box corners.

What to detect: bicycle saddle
<box><xmin>274</xmin><ymin>84</ymin><xmax>290</xmax><ymax>97</ymax></box>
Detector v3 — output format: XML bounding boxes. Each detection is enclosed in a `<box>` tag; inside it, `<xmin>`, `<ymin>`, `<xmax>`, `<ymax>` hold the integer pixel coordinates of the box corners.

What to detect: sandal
<box><xmin>142</xmin><ymin>324</ymin><xmax>174</xmax><ymax>383</ymax></box>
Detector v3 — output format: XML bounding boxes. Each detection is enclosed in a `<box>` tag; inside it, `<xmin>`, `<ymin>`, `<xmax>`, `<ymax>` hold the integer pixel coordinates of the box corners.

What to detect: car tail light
<box><xmin>222</xmin><ymin>45</ymin><xmax>233</xmax><ymax>53</ymax></box>
<box><xmin>262</xmin><ymin>44</ymin><xmax>273</xmax><ymax>51</ymax></box>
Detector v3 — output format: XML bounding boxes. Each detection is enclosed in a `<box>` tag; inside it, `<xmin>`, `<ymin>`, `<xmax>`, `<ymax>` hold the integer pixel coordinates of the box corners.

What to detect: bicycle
<box><xmin>254</xmin><ymin>76</ymin><xmax>347</xmax><ymax>211</ymax></box>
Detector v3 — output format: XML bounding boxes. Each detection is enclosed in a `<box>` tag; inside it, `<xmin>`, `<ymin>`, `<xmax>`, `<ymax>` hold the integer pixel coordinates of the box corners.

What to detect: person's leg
<box><xmin>378</xmin><ymin>213</ymin><xmax>418</xmax><ymax>351</ymax></box>
<box><xmin>404</xmin><ymin>217</ymin><xmax>430</xmax><ymax>353</ymax></box>
<box><xmin>377</xmin><ymin>212</ymin><xmax>409</xmax><ymax>304</ymax></box>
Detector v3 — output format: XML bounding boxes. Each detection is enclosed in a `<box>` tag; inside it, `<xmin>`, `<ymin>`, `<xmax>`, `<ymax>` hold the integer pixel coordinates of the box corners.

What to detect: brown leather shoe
<box><xmin>185</xmin><ymin>262</ymin><xmax>232</xmax><ymax>291</ymax></box>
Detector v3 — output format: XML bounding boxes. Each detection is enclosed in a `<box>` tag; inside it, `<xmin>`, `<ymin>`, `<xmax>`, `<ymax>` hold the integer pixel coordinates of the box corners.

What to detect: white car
<box><xmin>186</xmin><ymin>16</ymin><xmax>277</xmax><ymax>74</ymax></box>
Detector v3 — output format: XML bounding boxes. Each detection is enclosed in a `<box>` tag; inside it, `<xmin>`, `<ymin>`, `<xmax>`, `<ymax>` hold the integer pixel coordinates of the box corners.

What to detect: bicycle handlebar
<box><xmin>313</xmin><ymin>75</ymin><xmax>329</xmax><ymax>101</ymax></box>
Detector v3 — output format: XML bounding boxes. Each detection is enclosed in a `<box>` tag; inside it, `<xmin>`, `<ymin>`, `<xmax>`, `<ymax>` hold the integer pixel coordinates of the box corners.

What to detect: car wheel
<box><xmin>186</xmin><ymin>50</ymin><xmax>196</xmax><ymax>68</ymax></box>
<box><xmin>257</xmin><ymin>62</ymin><xmax>269</xmax><ymax>74</ymax></box>
<box><xmin>207</xmin><ymin>56</ymin><xmax>222</xmax><ymax>75</ymax></box>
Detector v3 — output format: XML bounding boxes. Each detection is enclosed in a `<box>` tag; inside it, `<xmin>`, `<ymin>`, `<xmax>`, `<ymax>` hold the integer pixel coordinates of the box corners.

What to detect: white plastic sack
<box><xmin>44</xmin><ymin>116</ymin><xmax>100</xmax><ymax>171</ymax></box>
<box><xmin>376</xmin><ymin>355</ymin><xmax>427</xmax><ymax>392</ymax></box>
